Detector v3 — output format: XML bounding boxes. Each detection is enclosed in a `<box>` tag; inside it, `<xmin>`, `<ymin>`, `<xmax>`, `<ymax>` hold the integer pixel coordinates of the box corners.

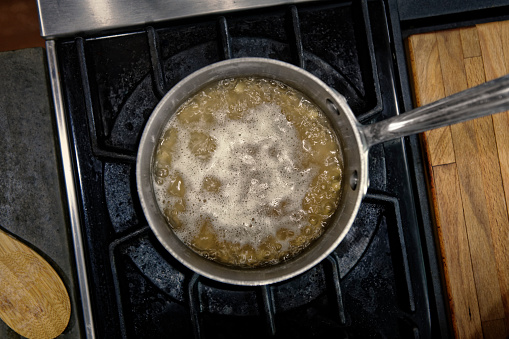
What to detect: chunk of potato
<box><xmin>167</xmin><ymin>172</ymin><xmax>186</xmax><ymax>197</ymax></box>
<box><xmin>188</xmin><ymin>131</ymin><xmax>217</xmax><ymax>159</ymax></box>
<box><xmin>202</xmin><ymin>176</ymin><xmax>222</xmax><ymax>193</ymax></box>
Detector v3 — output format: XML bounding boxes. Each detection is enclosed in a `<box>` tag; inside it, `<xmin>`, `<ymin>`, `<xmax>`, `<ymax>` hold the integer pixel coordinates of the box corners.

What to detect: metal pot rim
<box><xmin>136</xmin><ymin>57</ymin><xmax>367</xmax><ymax>285</ymax></box>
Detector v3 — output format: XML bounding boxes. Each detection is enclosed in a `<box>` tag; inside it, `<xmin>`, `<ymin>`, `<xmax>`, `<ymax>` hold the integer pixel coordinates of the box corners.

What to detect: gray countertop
<box><xmin>0</xmin><ymin>48</ymin><xmax>82</xmax><ymax>338</ymax></box>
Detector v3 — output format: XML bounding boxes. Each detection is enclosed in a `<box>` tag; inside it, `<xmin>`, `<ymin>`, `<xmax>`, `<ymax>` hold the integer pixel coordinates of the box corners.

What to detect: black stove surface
<box><xmin>56</xmin><ymin>0</ymin><xmax>438</xmax><ymax>337</ymax></box>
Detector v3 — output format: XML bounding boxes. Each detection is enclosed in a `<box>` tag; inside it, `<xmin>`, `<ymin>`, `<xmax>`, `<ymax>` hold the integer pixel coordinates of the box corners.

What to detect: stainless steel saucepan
<box><xmin>136</xmin><ymin>57</ymin><xmax>509</xmax><ymax>286</ymax></box>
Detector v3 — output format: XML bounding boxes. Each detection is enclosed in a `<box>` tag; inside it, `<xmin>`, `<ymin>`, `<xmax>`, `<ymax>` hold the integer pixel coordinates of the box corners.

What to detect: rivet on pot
<box><xmin>326</xmin><ymin>98</ymin><xmax>340</xmax><ymax>115</ymax></box>
<box><xmin>350</xmin><ymin>170</ymin><xmax>358</xmax><ymax>190</ymax></box>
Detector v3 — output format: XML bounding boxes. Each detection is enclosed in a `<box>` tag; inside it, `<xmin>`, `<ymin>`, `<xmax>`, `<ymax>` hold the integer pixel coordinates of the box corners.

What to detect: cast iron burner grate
<box><xmin>109</xmin><ymin>191</ymin><xmax>414</xmax><ymax>338</ymax></box>
<box><xmin>55</xmin><ymin>0</ymin><xmax>432</xmax><ymax>337</ymax></box>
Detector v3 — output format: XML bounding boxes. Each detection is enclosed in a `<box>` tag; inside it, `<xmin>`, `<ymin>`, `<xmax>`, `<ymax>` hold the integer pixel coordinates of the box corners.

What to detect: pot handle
<box><xmin>359</xmin><ymin>73</ymin><xmax>509</xmax><ymax>149</ymax></box>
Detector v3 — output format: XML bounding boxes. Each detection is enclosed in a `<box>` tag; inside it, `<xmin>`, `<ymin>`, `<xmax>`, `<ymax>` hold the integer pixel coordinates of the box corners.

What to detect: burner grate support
<box><xmin>324</xmin><ymin>255</ymin><xmax>347</xmax><ymax>325</ymax></box>
<box><xmin>260</xmin><ymin>285</ymin><xmax>277</xmax><ymax>336</ymax></box>
<box><xmin>365</xmin><ymin>191</ymin><xmax>416</xmax><ymax>312</ymax></box>
<box><xmin>75</xmin><ymin>37</ymin><xmax>137</xmax><ymax>162</ymax></box>
<box><xmin>188</xmin><ymin>273</ymin><xmax>203</xmax><ymax>339</ymax></box>
<box><xmin>147</xmin><ymin>26</ymin><xmax>168</xmax><ymax>99</ymax></box>
<box><xmin>218</xmin><ymin>16</ymin><xmax>233</xmax><ymax>60</ymax></box>
<box><xmin>288</xmin><ymin>5</ymin><xmax>305</xmax><ymax>68</ymax></box>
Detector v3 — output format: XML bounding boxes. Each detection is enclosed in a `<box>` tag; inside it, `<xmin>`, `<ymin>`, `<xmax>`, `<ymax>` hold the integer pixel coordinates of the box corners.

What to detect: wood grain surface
<box><xmin>0</xmin><ymin>228</ymin><xmax>70</xmax><ymax>339</ymax></box>
<box><xmin>407</xmin><ymin>21</ymin><xmax>509</xmax><ymax>338</ymax></box>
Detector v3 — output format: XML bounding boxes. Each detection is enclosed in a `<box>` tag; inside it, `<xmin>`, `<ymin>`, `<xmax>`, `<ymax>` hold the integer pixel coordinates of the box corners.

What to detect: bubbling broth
<box><xmin>152</xmin><ymin>77</ymin><xmax>343</xmax><ymax>267</ymax></box>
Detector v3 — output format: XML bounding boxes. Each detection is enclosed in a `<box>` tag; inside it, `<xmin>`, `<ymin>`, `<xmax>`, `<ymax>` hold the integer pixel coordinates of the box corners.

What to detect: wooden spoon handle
<box><xmin>0</xmin><ymin>228</ymin><xmax>71</xmax><ymax>339</ymax></box>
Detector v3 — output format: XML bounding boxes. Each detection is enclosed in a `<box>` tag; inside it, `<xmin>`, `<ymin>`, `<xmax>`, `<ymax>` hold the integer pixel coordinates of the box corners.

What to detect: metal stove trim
<box><xmin>37</xmin><ymin>0</ymin><xmax>322</xmax><ymax>38</ymax></box>
<box><xmin>46</xmin><ymin>40</ymin><xmax>96</xmax><ymax>339</ymax></box>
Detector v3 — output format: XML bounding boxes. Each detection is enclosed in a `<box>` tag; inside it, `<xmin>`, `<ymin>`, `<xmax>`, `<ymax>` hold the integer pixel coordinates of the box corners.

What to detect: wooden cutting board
<box><xmin>407</xmin><ymin>22</ymin><xmax>509</xmax><ymax>338</ymax></box>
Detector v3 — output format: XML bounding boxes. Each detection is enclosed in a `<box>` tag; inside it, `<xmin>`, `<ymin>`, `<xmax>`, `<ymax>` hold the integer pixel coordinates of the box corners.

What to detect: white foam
<box><xmin>153</xmin><ymin>102</ymin><xmax>316</xmax><ymax>248</ymax></box>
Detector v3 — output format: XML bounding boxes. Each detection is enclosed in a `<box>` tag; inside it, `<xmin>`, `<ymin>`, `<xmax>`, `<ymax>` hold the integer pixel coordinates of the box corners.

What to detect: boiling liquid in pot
<box><xmin>153</xmin><ymin>77</ymin><xmax>343</xmax><ymax>267</ymax></box>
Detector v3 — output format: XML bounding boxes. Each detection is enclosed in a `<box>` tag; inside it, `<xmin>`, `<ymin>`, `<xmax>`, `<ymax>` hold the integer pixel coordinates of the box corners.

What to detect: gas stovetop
<box><xmin>45</xmin><ymin>0</ymin><xmax>450</xmax><ymax>337</ymax></box>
